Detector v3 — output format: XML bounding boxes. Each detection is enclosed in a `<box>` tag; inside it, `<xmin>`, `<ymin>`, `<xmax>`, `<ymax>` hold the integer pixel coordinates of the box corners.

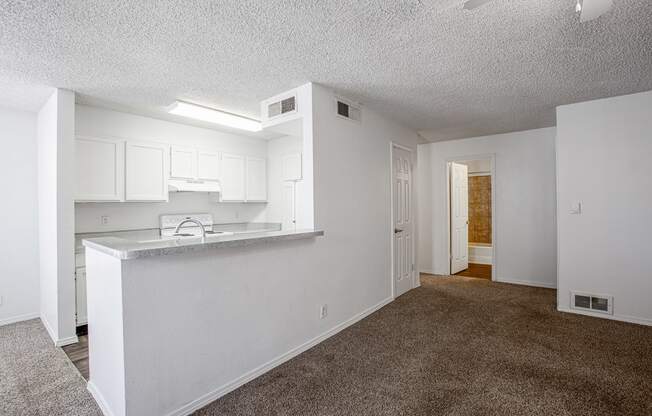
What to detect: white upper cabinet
<box><xmin>75</xmin><ymin>136</ymin><xmax>125</xmax><ymax>202</ymax></box>
<box><xmin>282</xmin><ymin>153</ymin><xmax>302</xmax><ymax>181</ymax></box>
<box><xmin>126</xmin><ymin>141</ymin><xmax>169</xmax><ymax>201</ymax></box>
<box><xmin>220</xmin><ymin>153</ymin><xmax>246</xmax><ymax>201</ymax></box>
<box><xmin>197</xmin><ymin>150</ymin><xmax>221</xmax><ymax>181</ymax></box>
<box><xmin>246</xmin><ymin>156</ymin><xmax>267</xmax><ymax>202</ymax></box>
<box><xmin>170</xmin><ymin>146</ymin><xmax>197</xmax><ymax>179</ymax></box>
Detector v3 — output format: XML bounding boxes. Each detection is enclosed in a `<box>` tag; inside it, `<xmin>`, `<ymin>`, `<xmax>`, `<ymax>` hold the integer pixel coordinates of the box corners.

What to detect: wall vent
<box><xmin>571</xmin><ymin>291</ymin><xmax>613</xmax><ymax>314</ymax></box>
<box><xmin>267</xmin><ymin>95</ymin><xmax>297</xmax><ymax>119</ymax></box>
<box><xmin>335</xmin><ymin>99</ymin><xmax>361</xmax><ymax>122</ymax></box>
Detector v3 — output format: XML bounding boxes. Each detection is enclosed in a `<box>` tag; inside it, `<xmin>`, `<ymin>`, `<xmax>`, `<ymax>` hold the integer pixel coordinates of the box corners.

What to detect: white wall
<box><xmin>311</xmin><ymin>83</ymin><xmax>421</xmax><ymax>307</ymax></box>
<box><xmin>0</xmin><ymin>108</ymin><xmax>40</xmax><ymax>326</ymax></box>
<box><xmin>556</xmin><ymin>90</ymin><xmax>652</xmax><ymax>325</ymax></box>
<box><xmin>37</xmin><ymin>89</ymin><xmax>77</xmax><ymax>345</ymax></box>
<box><xmin>74</xmin><ymin>105</ymin><xmax>270</xmax><ymax>233</ymax></box>
<box><xmin>76</xmin><ymin>194</ymin><xmax>267</xmax><ymax>233</ymax></box>
<box><xmin>418</xmin><ymin>127</ymin><xmax>557</xmax><ymax>288</ymax></box>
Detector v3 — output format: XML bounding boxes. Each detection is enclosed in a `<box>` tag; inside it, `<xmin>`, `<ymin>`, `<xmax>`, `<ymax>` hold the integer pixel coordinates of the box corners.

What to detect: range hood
<box><xmin>168</xmin><ymin>179</ymin><xmax>222</xmax><ymax>193</ymax></box>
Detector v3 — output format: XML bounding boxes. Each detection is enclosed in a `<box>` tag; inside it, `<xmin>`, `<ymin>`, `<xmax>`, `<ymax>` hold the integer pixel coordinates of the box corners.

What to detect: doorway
<box><xmin>448</xmin><ymin>157</ymin><xmax>495</xmax><ymax>280</ymax></box>
<box><xmin>392</xmin><ymin>143</ymin><xmax>415</xmax><ymax>297</ymax></box>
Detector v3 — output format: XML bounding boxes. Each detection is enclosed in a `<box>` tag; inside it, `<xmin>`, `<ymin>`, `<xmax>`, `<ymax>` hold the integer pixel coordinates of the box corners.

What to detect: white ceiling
<box><xmin>0</xmin><ymin>0</ymin><xmax>650</xmax><ymax>141</ymax></box>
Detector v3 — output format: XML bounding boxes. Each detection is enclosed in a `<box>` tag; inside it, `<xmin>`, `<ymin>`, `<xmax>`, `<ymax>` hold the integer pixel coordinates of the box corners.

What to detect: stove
<box><xmin>159</xmin><ymin>213</ymin><xmax>233</xmax><ymax>238</ymax></box>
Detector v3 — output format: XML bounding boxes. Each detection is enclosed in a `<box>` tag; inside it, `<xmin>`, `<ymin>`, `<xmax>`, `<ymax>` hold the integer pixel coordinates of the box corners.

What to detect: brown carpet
<box><xmin>196</xmin><ymin>275</ymin><xmax>652</xmax><ymax>416</ymax></box>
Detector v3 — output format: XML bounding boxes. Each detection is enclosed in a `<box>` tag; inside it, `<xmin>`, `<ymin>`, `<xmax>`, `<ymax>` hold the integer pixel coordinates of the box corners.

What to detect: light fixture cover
<box><xmin>168</xmin><ymin>101</ymin><xmax>262</xmax><ymax>132</ymax></box>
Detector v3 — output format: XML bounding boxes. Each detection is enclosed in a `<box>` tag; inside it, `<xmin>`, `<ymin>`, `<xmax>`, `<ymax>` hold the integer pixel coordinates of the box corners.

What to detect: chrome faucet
<box><xmin>174</xmin><ymin>217</ymin><xmax>206</xmax><ymax>237</ymax></box>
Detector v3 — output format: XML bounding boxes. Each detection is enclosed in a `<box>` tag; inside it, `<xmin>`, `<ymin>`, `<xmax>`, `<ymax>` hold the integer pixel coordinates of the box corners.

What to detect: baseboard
<box><xmin>166</xmin><ymin>297</ymin><xmax>394</xmax><ymax>416</ymax></box>
<box><xmin>55</xmin><ymin>335</ymin><xmax>79</xmax><ymax>347</ymax></box>
<box><xmin>87</xmin><ymin>381</ymin><xmax>115</xmax><ymax>416</ymax></box>
<box><xmin>557</xmin><ymin>307</ymin><xmax>652</xmax><ymax>327</ymax></box>
<box><xmin>40</xmin><ymin>316</ymin><xmax>79</xmax><ymax>347</ymax></box>
<box><xmin>0</xmin><ymin>312</ymin><xmax>39</xmax><ymax>327</ymax></box>
<box><xmin>419</xmin><ymin>269</ymin><xmax>437</xmax><ymax>275</ymax></box>
<box><xmin>494</xmin><ymin>278</ymin><xmax>557</xmax><ymax>289</ymax></box>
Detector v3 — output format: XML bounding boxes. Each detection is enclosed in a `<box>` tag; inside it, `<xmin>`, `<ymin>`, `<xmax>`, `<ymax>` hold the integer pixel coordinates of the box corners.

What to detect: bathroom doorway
<box><xmin>448</xmin><ymin>156</ymin><xmax>494</xmax><ymax>280</ymax></box>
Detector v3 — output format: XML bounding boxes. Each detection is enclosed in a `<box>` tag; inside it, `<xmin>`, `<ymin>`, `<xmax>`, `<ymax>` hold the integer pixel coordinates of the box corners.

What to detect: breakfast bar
<box><xmin>83</xmin><ymin>229</ymin><xmax>324</xmax><ymax>416</ymax></box>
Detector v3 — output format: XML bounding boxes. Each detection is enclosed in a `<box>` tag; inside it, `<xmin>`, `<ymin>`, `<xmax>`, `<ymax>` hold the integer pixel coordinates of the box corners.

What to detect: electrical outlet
<box><xmin>319</xmin><ymin>304</ymin><xmax>328</xmax><ymax>319</ymax></box>
<box><xmin>101</xmin><ymin>215</ymin><xmax>110</xmax><ymax>225</ymax></box>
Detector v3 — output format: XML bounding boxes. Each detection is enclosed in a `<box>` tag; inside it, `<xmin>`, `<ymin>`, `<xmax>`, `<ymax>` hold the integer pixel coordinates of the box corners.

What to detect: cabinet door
<box><xmin>197</xmin><ymin>150</ymin><xmax>220</xmax><ymax>181</ymax></box>
<box><xmin>220</xmin><ymin>153</ymin><xmax>245</xmax><ymax>201</ymax></box>
<box><xmin>75</xmin><ymin>136</ymin><xmax>125</xmax><ymax>201</ymax></box>
<box><xmin>282</xmin><ymin>153</ymin><xmax>302</xmax><ymax>181</ymax></box>
<box><xmin>75</xmin><ymin>268</ymin><xmax>87</xmax><ymax>326</ymax></box>
<box><xmin>126</xmin><ymin>141</ymin><xmax>169</xmax><ymax>201</ymax></box>
<box><xmin>170</xmin><ymin>146</ymin><xmax>197</xmax><ymax>179</ymax></box>
<box><xmin>246</xmin><ymin>157</ymin><xmax>267</xmax><ymax>202</ymax></box>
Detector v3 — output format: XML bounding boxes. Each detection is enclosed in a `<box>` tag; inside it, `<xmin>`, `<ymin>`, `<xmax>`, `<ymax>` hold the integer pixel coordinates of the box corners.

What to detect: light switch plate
<box><xmin>570</xmin><ymin>202</ymin><xmax>582</xmax><ymax>214</ymax></box>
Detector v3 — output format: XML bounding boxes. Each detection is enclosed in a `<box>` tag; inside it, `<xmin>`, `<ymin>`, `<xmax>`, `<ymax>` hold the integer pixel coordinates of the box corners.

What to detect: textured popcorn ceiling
<box><xmin>0</xmin><ymin>1</ymin><xmax>650</xmax><ymax>141</ymax></box>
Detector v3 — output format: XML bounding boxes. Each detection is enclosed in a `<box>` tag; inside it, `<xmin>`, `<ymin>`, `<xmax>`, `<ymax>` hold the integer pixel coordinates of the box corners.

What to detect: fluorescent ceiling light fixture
<box><xmin>168</xmin><ymin>101</ymin><xmax>262</xmax><ymax>132</ymax></box>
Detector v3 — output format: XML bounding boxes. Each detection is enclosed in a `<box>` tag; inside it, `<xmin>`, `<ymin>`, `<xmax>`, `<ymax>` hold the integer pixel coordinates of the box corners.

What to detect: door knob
<box><xmin>394</xmin><ymin>228</ymin><xmax>403</xmax><ymax>233</ymax></box>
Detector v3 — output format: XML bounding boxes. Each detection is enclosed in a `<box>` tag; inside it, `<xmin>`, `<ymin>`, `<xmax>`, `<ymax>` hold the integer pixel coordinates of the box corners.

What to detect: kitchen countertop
<box><xmin>75</xmin><ymin>222</ymin><xmax>282</xmax><ymax>254</ymax></box>
<box><xmin>83</xmin><ymin>229</ymin><xmax>324</xmax><ymax>260</ymax></box>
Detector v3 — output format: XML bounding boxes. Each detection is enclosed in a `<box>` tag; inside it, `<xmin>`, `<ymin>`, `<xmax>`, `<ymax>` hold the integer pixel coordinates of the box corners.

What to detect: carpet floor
<box><xmin>196</xmin><ymin>275</ymin><xmax>652</xmax><ymax>416</ymax></box>
<box><xmin>0</xmin><ymin>319</ymin><xmax>101</xmax><ymax>416</ymax></box>
<box><xmin>2</xmin><ymin>276</ymin><xmax>651</xmax><ymax>416</ymax></box>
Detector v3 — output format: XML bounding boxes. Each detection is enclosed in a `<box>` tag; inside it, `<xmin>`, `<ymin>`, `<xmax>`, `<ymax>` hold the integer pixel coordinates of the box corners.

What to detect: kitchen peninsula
<box><xmin>83</xmin><ymin>228</ymin><xmax>323</xmax><ymax>416</ymax></box>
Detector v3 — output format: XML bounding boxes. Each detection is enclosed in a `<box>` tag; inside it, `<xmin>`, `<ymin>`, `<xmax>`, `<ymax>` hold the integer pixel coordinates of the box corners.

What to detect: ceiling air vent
<box><xmin>267</xmin><ymin>96</ymin><xmax>297</xmax><ymax>119</ymax></box>
<box><xmin>336</xmin><ymin>99</ymin><xmax>361</xmax><ymax>122</ymax></box>
<box><xmin>571</xmin><ymin>291</ymin><xmax>613</xmax><ymax>314</ymax></box>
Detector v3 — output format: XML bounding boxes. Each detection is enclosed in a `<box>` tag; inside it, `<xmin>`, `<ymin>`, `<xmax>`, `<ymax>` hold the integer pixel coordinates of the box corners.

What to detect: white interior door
<box><xmin>393</xmin><ymin>146</ymin><xmax>413</xmax><ymax>297</ymax></box>
<box><xmin>450</xmin><ymin>162</ymin><xmax>469</xmax><ymax>274</ymax></box>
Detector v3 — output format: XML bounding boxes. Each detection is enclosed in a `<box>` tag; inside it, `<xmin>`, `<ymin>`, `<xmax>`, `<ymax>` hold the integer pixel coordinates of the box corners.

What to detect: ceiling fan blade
<box><xmin>463</xmin><ymin>0</ymin><xmax>493</xmax><ymax>10</ymax></box>
<box><xmin>580</xmin><ymin>0</ymin><xmax>614</xmax><ymax>22</ymax></box>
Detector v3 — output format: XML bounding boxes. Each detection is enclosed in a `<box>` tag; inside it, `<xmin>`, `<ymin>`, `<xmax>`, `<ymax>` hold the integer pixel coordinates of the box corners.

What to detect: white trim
<box><xmin>557</xmin><ymin>307</ymin><xmax>652</xmax><ymax>327</ymax></box>
<box><xmin>87</xmin><ymin>381</ymin><xmax>116</xmax><ymax>416</ymax></box>
<box><xmin>495</xmin><ymin>278</ymin><xmax>557</xmax><ymax>289</ymax></box>
<box><xmin>40</xmin><ymin>316</ymin><xmax>79</xmax><ymax>347</ymax></box>
<box><xmin>0</xmin><ymin>312</ymin><xmax>40</xmax><ymax>327</ymax></box>
<box><xmin>419</xmin><ymin>269</ymin><xmax>437</xmax><ymax>275</ymax></box>
<box><xmin>55</xmin><ymin>335</ymin><xmax>79</xmax><ymax>347</ymax></box>
<box><xmin>165</xmin><ymin>297</ymin><xmax>394</xmax><ymax>416</ymax></box>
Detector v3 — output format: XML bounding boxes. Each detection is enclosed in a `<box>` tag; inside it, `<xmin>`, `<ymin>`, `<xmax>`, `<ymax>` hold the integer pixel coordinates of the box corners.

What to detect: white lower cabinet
<box><xmin>126</xmin><ymin>141</ymin><xmax>169</xmax><ymax>201</ymax></box>
<box><xmin>75</xmin><ymin>267</ymin><xmax>87</xmax><ymax>326</ymax></box>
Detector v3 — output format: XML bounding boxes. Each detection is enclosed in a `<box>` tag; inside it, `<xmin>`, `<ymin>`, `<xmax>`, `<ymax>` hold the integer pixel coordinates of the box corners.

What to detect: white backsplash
<box><xmin>75</xmin><ymin>192</ymin><xmax>267</xmax><ymax>233</ymax></box>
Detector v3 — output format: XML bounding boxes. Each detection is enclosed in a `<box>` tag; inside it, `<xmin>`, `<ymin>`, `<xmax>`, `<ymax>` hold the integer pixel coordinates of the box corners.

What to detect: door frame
<box><xmin>390</xmin><ymin>142</ymin><xmax>417</xmax><ymax>299</ymax></box>
<box><xmin>445</xmin><ymin>154</ymin><xmax>496</xmax><ymax>281</ymax></box>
